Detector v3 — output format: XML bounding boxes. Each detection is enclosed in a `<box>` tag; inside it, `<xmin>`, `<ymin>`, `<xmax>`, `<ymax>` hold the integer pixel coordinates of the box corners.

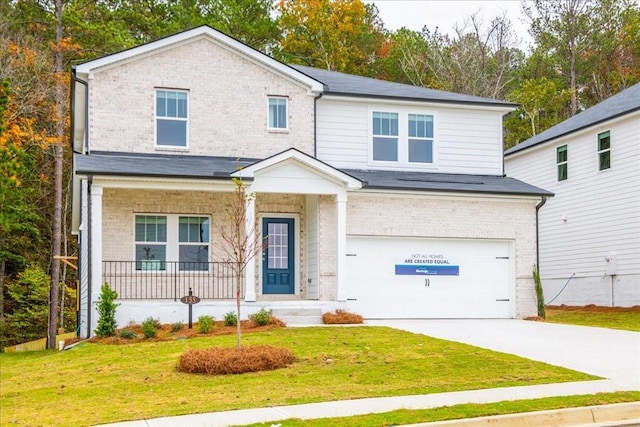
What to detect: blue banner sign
<box><xmin>395</xmin><ymin>264</ymin><xmax>460</xmax><ymax>276</ymax></box>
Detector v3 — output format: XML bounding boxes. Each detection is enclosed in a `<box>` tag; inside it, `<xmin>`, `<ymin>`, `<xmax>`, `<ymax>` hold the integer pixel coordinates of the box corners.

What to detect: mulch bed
<box><xmin>547</xmin><ymin>304</ymin><xmax>640</xmax><ymax>313</ymax></box>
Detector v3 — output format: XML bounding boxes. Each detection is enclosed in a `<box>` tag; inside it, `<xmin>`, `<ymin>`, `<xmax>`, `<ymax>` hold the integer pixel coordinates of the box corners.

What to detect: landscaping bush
<box><xmin>118</xmin><ymin>329</ymin><xmax>138</xmax><ymax>339</ymax></box>
<box><xmin>177</xmin><ymin>345</ymin><xmax>295</xmax><ymax>375</ymax></box>
<box><xmin>223</xmin><ymin>311</ymin><xmax>237</xmax><ymax>327</ymax></box>
<box><xmin>141</xmin><ymin>317</ymin><xmax>161</xmax><ymax>338</ymax></box>
<box><xmin>197</xmin><ymin>315</ymin><xmax>215</xmax><ymax>333</ymax></box>
<box><xmin>94</xmin><ymin>284</ymin><xmax>119</xmax><ymax>337</ymax></box>
<box><xmin>249</xmin><ymin>308</ymin><xmax>271</xmax><ymax>326</ymax></box>
<box><xmin>322</xmin><ymin>309</ymin><xmax>364</xmax><ymax>324</ymax></box>
<box><xmin>170</xmin><ymin>321</ymin><xmax>184</xmax><ymax>333</ymax></box>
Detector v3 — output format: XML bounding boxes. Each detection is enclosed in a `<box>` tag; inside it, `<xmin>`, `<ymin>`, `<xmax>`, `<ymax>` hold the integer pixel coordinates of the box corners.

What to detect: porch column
<box><xmin>89</xmin><ymin>184</ymin><xmax>103</xmax><ymax>335</ymax></box>
<box><xmin>336</xmin><ymin>190</ymin><xmax>348</xmax><ymax>301</ymax></box>
<box><xmin>244</xmin><ymin>188</ymin><xmax>257</xmax><ymax>302</ymax></box>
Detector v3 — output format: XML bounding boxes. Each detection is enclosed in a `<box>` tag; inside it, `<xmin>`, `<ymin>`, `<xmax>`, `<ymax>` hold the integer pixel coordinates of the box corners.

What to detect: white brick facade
<box><xmin>88</xmin><ymin>38</ymin><xmax>315</xmax><ymax>158</ymax></box>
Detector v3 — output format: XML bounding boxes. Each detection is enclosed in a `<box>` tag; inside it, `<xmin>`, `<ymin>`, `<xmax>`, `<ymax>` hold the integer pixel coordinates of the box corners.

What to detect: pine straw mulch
<box><xmin>547</xmin><ymin>304</ymin><xmax>640</xmax><ymax>313</ymax></box>
<box><xmin>322</xmin><ymin>309</ymin><xmax>364</xmax><ymax>324</ymax></box>
<box><xmin>85</xmin><ymin>318</ymin><xmax>286</xmax><ymax>345</ymax></box>
<box><xmin>177</xmin><ymin>345</ymin><xmax>296</xmax><ymax>375</ymax></box>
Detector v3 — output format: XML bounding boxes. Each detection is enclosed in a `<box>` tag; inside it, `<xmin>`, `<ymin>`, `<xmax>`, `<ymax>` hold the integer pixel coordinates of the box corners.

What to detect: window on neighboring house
<box><xmin>372</xmin><ymin>111</ymin><xmax>399</xmax><ymax>161</ymax></box>
<box><xmin>135</xmin><ymin>215</ymin><xmax>210</xmax><ymax>271</ymax></box>
<box><xmin>135</xmin><ymin>215</ymin><xmax>167</xmax><ymax>270</ymax></box>
<box><xmin>268</xmin><ymin>97</ymin><xmax>287</xmax><ymax>130</ymax></box>
<box><xmin>598</xmin><ymin>131</ymin><xmax>610</xmax><ymax>170</ymax></box>
<box><xmin>156</xmin><ymin>89</ymin><xmax>188</xmax><ymax>147</ymax></box>
<box><xmin>557</xmin><ymin>145</ymin><xmax>568</xmax><ymax>181</ymax></box>
<box><xmin>178</xmin><ymin>216</ymin><xmax>210</xmax><ymax>271</ymax></box>
<box><xmin>408</xmin><ymin>114</ymin><xmax>434</xmax><ymax>163</ymax></box>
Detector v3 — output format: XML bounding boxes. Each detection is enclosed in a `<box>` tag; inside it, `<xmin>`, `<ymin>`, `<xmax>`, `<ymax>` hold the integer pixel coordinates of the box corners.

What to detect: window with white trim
<box><xmin>268</xmin><ymin>97</ymin><xmax>287</xmax><ymax>130</ymax></box>
<box><xmin>557</xmin><ymin>145</ymin><xmax>568</xmax><ymax>181</ymax></box>
<box><xmin>156</xmin><ymin>89</ymin><xmax>188</xmax><ymax>147</ymax></box>
<box><xmin>371</xmin><ymin>111</ymin><xmax>434</xmax><ymax>165</ymax></box>
<box><xmin>135</xmin><ymin>215</ymin><xmax>209</xmax><ymax>271</ymax></box>
<box><xmin>372</xmin><ymin>111</ymin><xmax>399</xmax><ymax>161</ymax></box>
<box><xmin>597</xmin><ymin>131</ymin><xmax>610</xmax><ymax>171</ymax></box>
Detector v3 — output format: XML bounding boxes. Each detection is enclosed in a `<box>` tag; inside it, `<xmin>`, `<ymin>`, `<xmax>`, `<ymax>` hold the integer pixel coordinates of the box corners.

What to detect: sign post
<box><xmin>179</xmin><ymin>288</ymin><xmax>201</xmax><ymax>329</ymax></box>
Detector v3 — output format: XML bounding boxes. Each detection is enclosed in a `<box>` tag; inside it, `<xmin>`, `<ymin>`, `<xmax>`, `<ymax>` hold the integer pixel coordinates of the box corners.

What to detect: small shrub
<box><xmin>170</xmin><ymin>321</ymin><xmax>184</xmax><ymax>333</ymax></box>
<box><xmin>95</xmin><ymin>284</ymin><xmax>119</xmax><ymax>337</ymax></box>
<box><xmin>141</xmin><ymin>317</ymin><xmax>160</xmax><ymax>338</ymax></box>
<box><xmin>118</xmin><ymin>329</ymin><xmax>138</xmax><ymax>339</ymax></box>
<box><xmin>197</xmin><ymin>315</ymin><xmax>215</xmax><ymax>333</ymax></box>
<box><xmin>322</xmin><ymin>309</ymin><xmax>364</xmax><ymax>324</ymax></box>
<box><xmin>177</xmin><ymin>345</ymin><xmax>295</xmax><ymax>375</ymax></box>
<box><xmin>249</xmin><ymin>308</ymin><xmax>271</xmax><ymax>326</ymax></box>
<box><xmin>223</xmin><ymin>311</ymin><xmax>237</xmax><ymax>327</ymax></box>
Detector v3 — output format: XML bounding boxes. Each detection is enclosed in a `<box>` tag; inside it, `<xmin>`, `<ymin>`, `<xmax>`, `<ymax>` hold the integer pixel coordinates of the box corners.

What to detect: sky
<box><xmin>365</xmin><ymin>0</ymin><xmax>534</xmax><ymax>49</ymax></box>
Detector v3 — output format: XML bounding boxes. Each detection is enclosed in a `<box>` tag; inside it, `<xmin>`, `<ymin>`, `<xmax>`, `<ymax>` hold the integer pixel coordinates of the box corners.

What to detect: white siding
<box><xmin>316</xmin><ymin>97</ymin><xmax>505</xmax><ymax>175</ymax></box>
<box><xmin>505</xmin><ymin>113</ymin><xmax>640</xmax><ymax>306</ymax></box>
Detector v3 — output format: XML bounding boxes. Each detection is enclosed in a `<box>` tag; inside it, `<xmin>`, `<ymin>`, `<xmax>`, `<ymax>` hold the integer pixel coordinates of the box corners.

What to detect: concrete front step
<box><xmin>271</xmin><ymin>308</ymin><xmax>324</xmax><ymax>325</ymax></box>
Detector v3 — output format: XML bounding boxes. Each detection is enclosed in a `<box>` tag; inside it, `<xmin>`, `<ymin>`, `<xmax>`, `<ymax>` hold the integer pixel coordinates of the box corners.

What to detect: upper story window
<box><xmin>268</xmin><ymin>97</ymin><xmax>288</xmax><ymax>131</ymax></box>
<box><xmin>557</xmin><ymin>144</ymin><xmax>568</xmax><ymax>181</ymax></box>
<box><xmin>156</xmin><ymin>89</ymin><xmax>188</xmax><ymax>148</ymax></box>
<box><xmin>372</xmin><ymin>111</ymin><xmax>399</xmax><ymax>161</ymax></box>
<box><xmin>408</xmin><ymin>114</ymin><xmax>434</xmax><ymax>163</ymax></box>
<box><xmin>372</xmin><ymin>111</ymin><xmax>434</xmax><ymax>165</ymax></box>
<box><xmin>597</xmin><ymin>130</ymin><xmax>610</xmax><ymax>171</ymax></box>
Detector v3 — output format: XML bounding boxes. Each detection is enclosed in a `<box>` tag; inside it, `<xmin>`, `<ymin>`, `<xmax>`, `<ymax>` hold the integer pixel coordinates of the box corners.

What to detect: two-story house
<box><xmin>71</xmin><ymin>26</ymin><xmax>550</xmax><ymax>337</ymax></box>
<box><xmin>505</xmin><ymin>83</ymin><xmax>640</xmax><ymax>307</ymax></box>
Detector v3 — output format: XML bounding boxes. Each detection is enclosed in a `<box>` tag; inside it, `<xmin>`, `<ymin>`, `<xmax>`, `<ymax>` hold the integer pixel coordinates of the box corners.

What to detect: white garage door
<box><xmin>345</xmin><ymin>236</ymin><xmax>514</xmax><ymax>318</ymax></box>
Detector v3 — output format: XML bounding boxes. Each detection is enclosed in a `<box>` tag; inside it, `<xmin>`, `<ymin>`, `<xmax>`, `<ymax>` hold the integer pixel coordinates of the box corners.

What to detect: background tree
<box><xmin>277</xmin><ymin>0</ymin><xmax>384</xmax><ymax>75</ymax></box>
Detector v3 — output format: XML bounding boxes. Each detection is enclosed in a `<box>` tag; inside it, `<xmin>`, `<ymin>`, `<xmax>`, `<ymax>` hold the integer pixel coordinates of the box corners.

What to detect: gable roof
<box><xmin>73</xmin><ymin>25</ymin><xmax>323</xmax><ymax>93</ymax></box>
<box><xmin>505</xmin><ymin>82</ymin><xmax>640</xmax><ymax>156</ymax></box>
<box><xmin>290</xmin><ymin>65</ymin><xmax>516</xmax><ymax>108</ymax></box>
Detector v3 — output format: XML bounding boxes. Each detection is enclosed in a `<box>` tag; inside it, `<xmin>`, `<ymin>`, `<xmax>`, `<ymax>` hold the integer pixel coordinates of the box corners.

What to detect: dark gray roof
<box><xmin>74</xmin><ymin>151</ymin><xmax>259</xmax><ymax>178</ymax></box>
<box><xmin>505</xmin><ymin>83</ymin><xmax>640</xmax><ymax>156</ymax></box>
<box><xmin>75</xmin><ymin>151</ymin><xmax>550</xmax><ymax>197</ymax></box>
<box><xmin>290</xmin><ymin>65</ymin><xmax>516</xmax><ymax>108</ymax></box>
<box><xmin>344</xmin><ymin>169</ymin><xmax>552</xmax><ymax>197</ymax></box>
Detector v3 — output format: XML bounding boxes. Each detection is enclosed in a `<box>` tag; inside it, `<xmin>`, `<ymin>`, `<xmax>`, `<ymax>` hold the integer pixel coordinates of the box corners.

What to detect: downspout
<box><xmin>535</xmin><ymin>196</ymin><xmax>547</xmax><ymax>269</ymax></box>
<box><xmin>313</xmin><ymin>92</ymin><xmax>323</xmax><ymax>158</ymax></box>
<box><xmin>87</xmin><ymin>176</ymin><xmax>93</xmax><ymax>337</ymax></box>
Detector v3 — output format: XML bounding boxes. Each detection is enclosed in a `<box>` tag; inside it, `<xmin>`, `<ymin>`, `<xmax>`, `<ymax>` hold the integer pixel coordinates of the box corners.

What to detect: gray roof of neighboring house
<box><xmin>290</xmin><ymin>65</ymin><xmax>517</xmax><ymax>108</ymax></box>
<box><xmin>75</xmin><ymin>152</ymin><xmax>551</xmax><ymax>197</ymax></box>
<box><xmin>505</xmin><ymin>82</ymin><xmax>640</xmax><ymax>156</ymax></box>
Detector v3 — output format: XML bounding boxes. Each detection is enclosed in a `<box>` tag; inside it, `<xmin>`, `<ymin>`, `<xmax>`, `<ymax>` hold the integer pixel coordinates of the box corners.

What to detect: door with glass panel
<box><xmin>262</xmin><ymin>218</ymin><xmax>295</xmax><ymax>294</ymax></box>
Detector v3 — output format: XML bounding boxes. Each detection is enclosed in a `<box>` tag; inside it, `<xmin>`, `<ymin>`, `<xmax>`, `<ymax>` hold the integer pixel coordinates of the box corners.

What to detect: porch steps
<box><xmin>271</xmin><ymin>308</ymin><xmax>324</xmax><ymax>325</ymax></box>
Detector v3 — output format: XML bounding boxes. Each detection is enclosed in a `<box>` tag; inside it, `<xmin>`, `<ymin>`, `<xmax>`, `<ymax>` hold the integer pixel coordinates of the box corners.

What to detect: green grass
<box><xmin>0</xmin><ymin>326</ymin><xmax>596</xmax><ymax>427</ymax></box>
<box><xmin>545</xmin><ymin>307</ymin><xmax>640</xmax><ymax>332</ymax></box>
<box><xmin>238</xmin><ymin>392</ymin><xmax>640</xmax><ymax>427</ymax></box>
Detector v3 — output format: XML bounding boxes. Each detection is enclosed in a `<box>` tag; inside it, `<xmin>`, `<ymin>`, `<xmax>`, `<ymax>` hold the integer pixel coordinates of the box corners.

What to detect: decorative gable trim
<box><xmin>73</xmin><ymin>25</ymin><xmax>323</xmax><ymax>94</ymax></box>
<box><xmin>232</xmin><ymin>148</ymin><xmax>362</xmax><ymax>190</ymax></box>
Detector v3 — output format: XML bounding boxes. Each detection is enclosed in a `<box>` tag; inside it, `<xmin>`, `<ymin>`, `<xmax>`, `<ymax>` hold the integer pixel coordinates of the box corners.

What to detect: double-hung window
<box><xmin>408</xmin><ymin>114</ymin><xmax>434</xmax><ymax>163</ymax></box>
<box><xmin>268</xmin><ymin>97</ymin><xmax>287</xmax><ymax>130</ymax></box>
<box><xmin>135</xmin><ymin>215</ymin><xmax>167</xmax><ymax>270</ymax></box>
<box><xmin>372</xmin><ymin>111</ymin><xmax>399</xmax><ymax>161</ymax></box>
<box><xmin>557</xmin><ymin>145</ymin><xmax>568</xmax><ymax>181</ymax></box>
<box><xmin>597</xmin><ymin>131</ymin><xmax>610</xmax><ymax>171</ymax></box>
<box><xmin>178</xmin><ymin>217</ymin><xmax>210</xmax><ymax>271</ymax></box>
<box><xmin>156</xmin><ymin>89</ymin><xmax>188</xmax><ymax>147</ymax></box>
<box><xmin>135</xmin><ymin>215</ymin><xmax>210</xmax><ymax>271</ymax></box>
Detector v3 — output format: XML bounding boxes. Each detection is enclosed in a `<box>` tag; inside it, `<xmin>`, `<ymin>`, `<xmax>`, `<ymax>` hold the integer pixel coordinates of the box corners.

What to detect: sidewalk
<box><xmin>97</xmin><ymin>320</ymin><xmax>640</xmax><ymax>427</ymax></box>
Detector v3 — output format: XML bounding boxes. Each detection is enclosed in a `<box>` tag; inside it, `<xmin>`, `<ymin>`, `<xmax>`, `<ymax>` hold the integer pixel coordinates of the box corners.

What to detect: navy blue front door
<box><xmin>262</xmin><ymin>218</ymin><xmax>295</xmax><ymax>294</ymax></box>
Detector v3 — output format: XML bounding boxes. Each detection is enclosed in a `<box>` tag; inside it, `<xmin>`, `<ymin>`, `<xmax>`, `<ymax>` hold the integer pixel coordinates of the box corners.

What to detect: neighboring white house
<box><xmin>505</xmin><ymin>83</ymin><xmax>640</xmax><ymax>307</ymax></box>
<box><xmin>71</xmin><ymin>26</ymin><xmax>550</xmax><ymax>337</ymax></box>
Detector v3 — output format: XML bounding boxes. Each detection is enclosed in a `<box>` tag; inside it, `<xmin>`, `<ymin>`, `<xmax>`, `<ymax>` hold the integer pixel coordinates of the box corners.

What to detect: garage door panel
<box><xmin>345</xmin><ymin>236</ymin><xmax>514</xmax><ymax>318</ymax></box>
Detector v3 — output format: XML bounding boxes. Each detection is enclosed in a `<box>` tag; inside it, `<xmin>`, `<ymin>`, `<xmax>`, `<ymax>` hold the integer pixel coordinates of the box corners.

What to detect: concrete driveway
<box><xmin>366</xmin><ymin>319</ymin><xmax>640</xmax><ymax>390</ymax></box>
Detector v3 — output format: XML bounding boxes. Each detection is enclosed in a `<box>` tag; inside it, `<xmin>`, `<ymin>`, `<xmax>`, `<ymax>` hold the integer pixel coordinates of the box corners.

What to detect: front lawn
<box><xmin>0</xmin><ymin>326</ymin><xmax>596</xmax><ymax>427</ymax></box>
<box><xmin>545</xmin><ymin>305</ymin><xmax>640</xmax><ymax>332</ymax></box>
